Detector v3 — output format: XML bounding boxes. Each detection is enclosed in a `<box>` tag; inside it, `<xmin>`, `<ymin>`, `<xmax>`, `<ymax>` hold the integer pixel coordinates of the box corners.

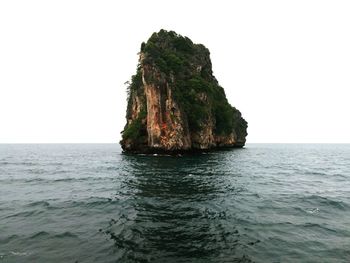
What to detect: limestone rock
<box><xmin>120</xmin><ymin>30</ymin><xmax>247</xmax><ymax>153</ymax></box>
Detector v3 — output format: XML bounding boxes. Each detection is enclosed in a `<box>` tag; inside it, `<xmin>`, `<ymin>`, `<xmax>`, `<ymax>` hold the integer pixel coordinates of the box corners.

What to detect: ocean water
<box><xmin>0</xmin><ymin>144</ymin><xmax>349</xmax><ymax>263</ymax></box>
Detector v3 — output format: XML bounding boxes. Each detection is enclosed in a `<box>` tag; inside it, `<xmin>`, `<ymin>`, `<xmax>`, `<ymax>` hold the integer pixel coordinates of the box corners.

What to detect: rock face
<box><xmin>120</xmin><ymin>30</ymin><xmax>247</xmax><ymax>153</ymax></box>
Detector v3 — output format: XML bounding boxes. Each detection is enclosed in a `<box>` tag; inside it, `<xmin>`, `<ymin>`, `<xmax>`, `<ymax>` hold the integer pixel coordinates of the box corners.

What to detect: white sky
<box><xmin>0</xmin><ymin>0</ymin><xmax>349</xmax><ymax>143</ymax></box>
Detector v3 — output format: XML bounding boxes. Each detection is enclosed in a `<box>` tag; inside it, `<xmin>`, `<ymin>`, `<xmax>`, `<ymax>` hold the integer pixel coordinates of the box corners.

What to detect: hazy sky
<box><xmin>1</xmin><ymin>0</ymin><xmax>349</xmax><ymax>143</ymax></box>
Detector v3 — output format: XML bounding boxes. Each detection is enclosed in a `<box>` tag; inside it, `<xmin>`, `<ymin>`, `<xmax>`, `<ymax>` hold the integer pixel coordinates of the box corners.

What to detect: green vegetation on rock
<box><xmin>121</xmin><ymin>29</ymin><xmax>248</xmax><ymax>152</ymax></box>
<box><xmin>122</xmin><ymin>107</ymin><xmax>147</xmax><ymax>141</ymax></box>
<box><xmin>141</xmin><ymin>29</ymin><xmax>241</xmax><ymax>135</ymax></box>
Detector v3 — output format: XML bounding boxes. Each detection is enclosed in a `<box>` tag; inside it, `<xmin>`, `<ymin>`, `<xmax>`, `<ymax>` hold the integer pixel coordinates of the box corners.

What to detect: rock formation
<box><xmin>120</xmin><ymin>30</ymin><xmax>247</xmax><ymax>153</ymax></box>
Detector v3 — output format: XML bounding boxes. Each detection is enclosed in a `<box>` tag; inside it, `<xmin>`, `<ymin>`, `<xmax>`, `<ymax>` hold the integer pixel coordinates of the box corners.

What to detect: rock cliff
<box><xmin>120</xmin><ymin>30</ymin><xmax>247</xmax><ymax>153</ymax></box>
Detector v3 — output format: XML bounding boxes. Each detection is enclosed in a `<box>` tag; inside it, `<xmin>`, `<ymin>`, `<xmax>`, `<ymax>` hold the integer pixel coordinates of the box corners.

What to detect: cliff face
<box><xmin>120</xmin><ymin>30</ymin><xmax>247</xmax><ymax>153</ymax></box>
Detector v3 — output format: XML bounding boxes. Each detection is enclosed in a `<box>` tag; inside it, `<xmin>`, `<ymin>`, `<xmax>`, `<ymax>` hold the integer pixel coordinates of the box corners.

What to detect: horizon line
<box><xmin>0</xmin><ymin>142</ymin><xmax>349</xmax><ymax>144</ymax></box>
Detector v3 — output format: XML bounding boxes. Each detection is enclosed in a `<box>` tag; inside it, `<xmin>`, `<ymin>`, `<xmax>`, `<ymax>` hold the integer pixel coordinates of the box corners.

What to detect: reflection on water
<box><xmin>102</xmin><ymin>153</ymin><xmax>255</xmax><ymax>262</ymax></box>
<box><xmin>2</xmin><ymin>144</ymin><xmax>350</xmax><ymax>262</ymax></box>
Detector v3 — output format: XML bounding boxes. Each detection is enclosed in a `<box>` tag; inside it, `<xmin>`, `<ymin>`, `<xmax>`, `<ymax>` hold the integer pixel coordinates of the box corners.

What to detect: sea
<box><xmin>0</xmin><ymin>144</ymin><xmax>349</xmax><ymax>263</ymax></box>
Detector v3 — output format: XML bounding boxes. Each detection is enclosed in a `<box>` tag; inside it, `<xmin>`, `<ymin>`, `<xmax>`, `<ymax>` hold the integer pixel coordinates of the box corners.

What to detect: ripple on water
<box><xmin>300</xmin><ymin>195</ymin><xmax>350</xmax><ymax>211</ymax></box>
<box><xmin>1</xmin><ymin>144</ymin><xmax>350</xmax><ymax>263</ymax></box>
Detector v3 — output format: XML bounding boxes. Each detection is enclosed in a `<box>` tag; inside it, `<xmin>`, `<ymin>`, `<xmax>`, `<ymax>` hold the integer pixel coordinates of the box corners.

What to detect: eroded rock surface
<box><xmin>120</xmin><ymin>30</ymin><xmax>247</xmax><ymax>153</ymax></box>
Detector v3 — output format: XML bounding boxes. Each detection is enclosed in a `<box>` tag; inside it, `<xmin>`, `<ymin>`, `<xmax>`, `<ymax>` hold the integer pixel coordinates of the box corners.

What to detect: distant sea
<box><xmin>0</xmin><ymin>144</ymin><xmax>349</xmax><ymax>263</ymax></box>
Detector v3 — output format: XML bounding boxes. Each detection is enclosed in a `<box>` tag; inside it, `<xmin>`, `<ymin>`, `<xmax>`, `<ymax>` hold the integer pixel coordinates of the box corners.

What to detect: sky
<box><xmin>0</xmin><ymin>0</ymin><xmax>349</xmax><ymax>143</ymax></box>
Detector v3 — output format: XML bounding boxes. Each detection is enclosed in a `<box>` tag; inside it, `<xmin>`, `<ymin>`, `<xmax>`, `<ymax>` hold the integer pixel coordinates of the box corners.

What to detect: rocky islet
<box><xmin>120</xmin><ymin>30</ymin><xmax>247</xmax><ymax>153</ymax></box>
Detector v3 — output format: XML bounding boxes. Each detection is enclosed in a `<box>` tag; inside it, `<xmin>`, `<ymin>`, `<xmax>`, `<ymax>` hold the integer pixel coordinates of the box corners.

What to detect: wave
<box><xmin>53</xmin><ymin>176</ymin><xmax>115</xmax><ymax>183</ymax></box>
<box><xmin>9</xmin><ymin>251</ymin><xmax>29</xmax><ymax>256</ymax></box>
<box><xmin>71</xmin><ymin>197</ymin><xmax>117</xmax><ymax>208</ymax></box>
<box><xmin>24</xmin><ymin>178</ymin><xmax>46</xmax><ymax>183</ymax></box>
<box><xmin>299</xmin><ymin>222</ymin><xmax>339</xmax><ymax>234</ymax></box>
<box><xmin>54</xmin><ymin>232</ymin><xmax>79</xmax><ymax>239</ymax></box>
<box><xmin>300</xmin><ymin>195</ymin><xmax>350</xmax><ymax>210</ymax></box>
<box><xmin>0</xmin><ymin>161</ymin><xmax>37</xmax><ymax>166</ymax></box>
<box><xmin>28</xmin><ymin>231</ymin><xmax>78</xmax><ymax>240</ymax></box>
<box><xmin>5</xmin><ymin>209</ymin><xmax>44</xmax><ymax>219</ymax></box>
<box><xmin>106</xmin><ymin>166</ymin><xmax>119</xmax><ymax>171</ymax></box>
<box><xmin>1</xmin><ymin>176</ymin><xmax>115</xmax><ymax>184</ymax></box>
<box><xmin>25</xmin><ymin>201</ymin><xmax>50</xmax><ymax>207</ymax></box>
<box><xmin>29</xmin><ymin>231</ymin><xmax>50</xmax><ymax>239</ymax></box>
<box><xmin>53</xmin><ymin>178</ymin><xmax>79</xmax><ymax>182</ymax></box>
<box><xmin>0</xmin><ymin>161</ymin><xmax>64</xmax><ymax>166</ymax></box>
<box><xmin>24</xmin><ymin>168</ymin><xmax>47</xmax><ymax>175</ymax></box>
<box><xmin>0</xmin><ymin>234</ymin><xmax>19</xmax><ymax>244</ymax></box>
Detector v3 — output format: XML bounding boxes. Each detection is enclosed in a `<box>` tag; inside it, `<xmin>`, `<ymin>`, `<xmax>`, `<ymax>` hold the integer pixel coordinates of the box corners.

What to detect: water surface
<box><xmin>0</xmin><ymin>144</ymin><xmax>349</xmax><ymax>262</ymax></box>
